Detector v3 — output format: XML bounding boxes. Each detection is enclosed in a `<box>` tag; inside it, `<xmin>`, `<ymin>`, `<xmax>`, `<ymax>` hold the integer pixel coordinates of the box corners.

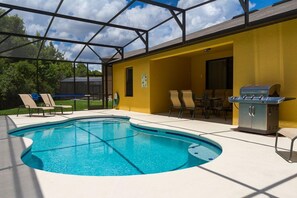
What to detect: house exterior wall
<box><xmin>113</xmin><ymin>58</ymin><xmax>151</xmax><ymax>113</ymax></box>
<box><xmin>113</xmin><ymin>18</ymin><xmax>297</xmax><ymax>127</ymax></box>
<box><xmin>191</xmin><ymin>49</ymin><xmax>233</xmax><ymax>97</ymax></box>
<box><xmin>150</xmin><ymin>57</ymin><xmax>191</xmax><ymax>113</ymax></box>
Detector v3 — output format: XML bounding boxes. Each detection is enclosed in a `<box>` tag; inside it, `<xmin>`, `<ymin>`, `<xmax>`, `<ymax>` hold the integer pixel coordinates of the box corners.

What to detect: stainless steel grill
<box><xmin>229</xmin><ymin>84</ymin><xmax>294</xmax><ymax>134</ymax></box>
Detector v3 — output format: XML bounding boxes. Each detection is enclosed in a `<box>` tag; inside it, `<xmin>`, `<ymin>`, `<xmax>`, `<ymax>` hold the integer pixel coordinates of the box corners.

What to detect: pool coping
<box><xmin>1</xmin><ymin>109</ymin><xmax>297</xmax><ymax>198</ymax></box>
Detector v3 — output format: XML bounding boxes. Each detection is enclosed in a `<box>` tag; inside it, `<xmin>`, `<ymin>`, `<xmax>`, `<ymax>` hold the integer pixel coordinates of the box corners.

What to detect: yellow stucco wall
<box><xmin>113</xmin><ymin>58</ymin><xmax>150</xmax><ymax>113</ymax></box>
<box><xmin>113</xmin><ymin>18</ymin><xmax>297</xmax><ymax>127</ymax></box>
<box><xmin>150</xmin><ymin>57</ymin><xmax>191</xmax><ymax>113</ymax></box>
<box><xmin>280</xmin><ymin>21</ymin><xmax>297</xmax><ymax>127</ymax></box>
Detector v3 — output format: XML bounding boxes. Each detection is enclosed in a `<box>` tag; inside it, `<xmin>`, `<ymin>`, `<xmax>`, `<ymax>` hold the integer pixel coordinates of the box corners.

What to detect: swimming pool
<box><xmin>10</xmin><ymin>117</ymin><xmax>222</xmax><ymax>176</ymax></box>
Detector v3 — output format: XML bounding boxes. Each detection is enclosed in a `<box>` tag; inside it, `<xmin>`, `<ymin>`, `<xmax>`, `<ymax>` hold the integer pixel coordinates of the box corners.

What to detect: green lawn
<box><xmin>0</xmin><ymin>100</ymin><xmax>113</xmax><ymax>115</ymax></box>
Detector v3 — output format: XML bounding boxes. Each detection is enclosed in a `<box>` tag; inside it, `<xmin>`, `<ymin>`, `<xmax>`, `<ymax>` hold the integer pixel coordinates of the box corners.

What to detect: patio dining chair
<box><xmin>211</xmin><ymin>89</ymin><xmax>233</xmax><ymax>119</ymax></box>
<box><xmin>17</xmin><ymin>94</ymin><xmax>54</xmax><ymax>117</ymax></box>
<box><xmin>168</xmin><ymin>90</ymin><xmax>183</xmax><ymax>118</ymax></box>
<box><xmin>212</xmin><ymin>89</ymin><xmax>225</xmax><ymax>115</ymax></box>
<box><xmin>40</xmin><ymin>93</ymin><xmax>73</xmax><ymax>114</ymax></box>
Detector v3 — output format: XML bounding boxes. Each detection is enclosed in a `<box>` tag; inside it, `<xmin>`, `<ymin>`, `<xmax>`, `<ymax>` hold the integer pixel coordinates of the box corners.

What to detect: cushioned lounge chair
<box><xmin>17</xmin><ymin>94</ymin><xmax>54</xmax><ymax>117</ymax></box>
<box><xmin>168</xmin><ymin>90</ymin><xmax>183</xmax><ymax>118</ymax></box>
<box><xmin>40</xmin><ymin>93</ymin><xmax>73</xmax><ymax>114</ymax></box>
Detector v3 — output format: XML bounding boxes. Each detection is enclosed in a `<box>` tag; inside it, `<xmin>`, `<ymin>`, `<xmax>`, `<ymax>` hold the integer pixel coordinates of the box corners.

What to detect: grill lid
<box><xmin>227</xmin><ymin>83</ymin><xmax>295</xmax><ymax>104</ymax></box>
<box><xmin>240</xmin><ymin>84</ymin><xmax>280</xmax><ymax>97</ymax></box>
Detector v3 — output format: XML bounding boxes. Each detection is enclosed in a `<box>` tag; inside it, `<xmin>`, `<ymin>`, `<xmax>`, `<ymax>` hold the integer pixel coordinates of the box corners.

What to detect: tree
<box><xmin>0</xmin><ymin>10</ymin><xmax>102</xmax><ymax>110</ymax></box>
<box><xmin>38</xmin><ymin>61</ymin><xmax>73</xmax><ymax>93</ymax></box>
<box><xmin>90</xmin><ymin>70</ymin><xmax>102</xmax><ymax>76</ymax></box>
<box><xmin>35</xmin><ymin>41</ymin><xmax>65</xmax><ymax>60</ymax></box>
<box><xmin>75</xmin><ymin>63</ymin><xmax>88</xmax><ymax>77</ymax></box>
<box><xmin>0</xmin><ymin>61</ymin><xmax>36</xmax><ymax>108</ymax></box>
<box><xmin>0</xmin><ymin>10</ymin><xmax>70</xmax><ymax>109</ymax></box>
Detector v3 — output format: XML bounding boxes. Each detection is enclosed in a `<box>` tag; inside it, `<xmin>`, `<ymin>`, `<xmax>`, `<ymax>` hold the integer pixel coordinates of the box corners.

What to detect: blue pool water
<box><xmin>11</xmin><ymin>117</ymin><xmax>222</xmax><ymax>176</ymax></box>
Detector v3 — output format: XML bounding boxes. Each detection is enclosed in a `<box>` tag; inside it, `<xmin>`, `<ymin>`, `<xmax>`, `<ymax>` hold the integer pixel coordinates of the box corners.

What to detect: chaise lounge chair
<box><xmin>180</xmin><ymin>90</ymin><xmax>209</xmax><ymax>119</ymax></box>
<box><xmin>40</xmin><ymin>93</ymin><xmax>73</xmax><ymax>114</ymax></box>
<box><xmin>17</xmin><ymin>94</ymin><xmax>54</xmax><ymax>117</ymax></box>
<box><xmin>180</xmin><ymin>90</ymin><xmax>197</xmax><ymax>119</ymax></box>
<box><xmin>168</xmin><ymin>90</ymin><xmax>183</xmax><ymax>118</ymax></box>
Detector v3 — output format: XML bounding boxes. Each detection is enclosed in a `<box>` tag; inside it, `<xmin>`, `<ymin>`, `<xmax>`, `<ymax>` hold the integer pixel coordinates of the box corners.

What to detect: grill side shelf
<box><xmin>228</xmin><ymin>96</ymin><xmax>294</xmax><ymax>104</ymax></box>
<box><xmin>284</xmin><ymin>97</ymin><xmax>296</xmax><ymax>101</ymax></box>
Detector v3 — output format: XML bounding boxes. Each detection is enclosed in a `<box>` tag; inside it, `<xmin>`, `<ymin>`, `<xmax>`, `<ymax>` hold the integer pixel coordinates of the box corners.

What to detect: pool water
<box><xmin>12</xmin><ymin>117</ymin><xmax>222</xmax><ymax>176</ymax></box>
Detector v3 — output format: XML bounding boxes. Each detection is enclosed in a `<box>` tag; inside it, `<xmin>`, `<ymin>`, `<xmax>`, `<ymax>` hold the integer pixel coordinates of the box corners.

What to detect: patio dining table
<box><xmin>195</xmin><ymin>97</ymin><xmax>223</xmax><ymax>118</ymax></box>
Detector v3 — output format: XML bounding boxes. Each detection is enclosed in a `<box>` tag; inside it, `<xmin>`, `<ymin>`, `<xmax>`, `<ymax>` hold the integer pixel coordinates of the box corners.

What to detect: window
<box><xmin>206</xmin><ymin>57</ymin><xmax>233</xmax><ymax>89</ymax></box>
<box><xmin>126</xmin><ymin>67</ymin><xmax>133</xmax><ymax>96</ymax></box>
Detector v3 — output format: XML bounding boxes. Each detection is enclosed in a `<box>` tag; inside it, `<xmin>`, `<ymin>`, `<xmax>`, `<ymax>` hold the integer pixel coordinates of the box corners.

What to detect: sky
<box><xmin>0</xmin><ymin>0</ymin><xmax>282</xmax><ymax>63</ymax></box>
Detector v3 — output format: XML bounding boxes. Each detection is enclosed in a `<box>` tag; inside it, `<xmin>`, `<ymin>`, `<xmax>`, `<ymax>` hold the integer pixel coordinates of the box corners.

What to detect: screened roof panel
<box><xmin>53</xmin><ymin>42</ymin><xmax>84</xmax><ymax>61</ymax></box>
<box><xmin>91</xmin><ymin>27</ymin><xmax>138</xmax><ymax>47</ymax></box>
<box><xmin>125</xmin><ymin>37</ymin><xmax>146</xmax><ymax>53</ymax></box>
<box><xmin>185</xmin><ymin>0</ymin><xmax>243</xmax><ymax>35</ymax></box>
<box><xmin>57</xmin><ymin>0</ymin><xmax>128</xmax><ymax>23</ymax></box>
<box><xmin>113</xmin><ymin>1</ymin><xmax>172</xmax><ymax>30</ymax></box>
<box><xmin>0</xmin><ymin>36</ymin><xmax>35</xmax><ymax>52</ymax></box>
<box><xmin>149</xmin><ymin>18</ymin><xmax>181</xmax><ymax>48</ymax></box>
<box><xmin>153</xmin><ymin>0</ymin><xmax>178</xmax><ymax>7</ymax></box>
<box><xmin>0</xmin><ymin>0</ymin><xmax>61</xmax><ymax>12</ymax></box>
<box><xmin>88</xmin><ymin>46</ymin><xmax>118</xmax><ymax>59</ymax></box>
<box><xmin>0</xmin><ymin>38</ymin><xmax>40</xmax><ymax>59</ymax></box>
<box><xmin>48</xmin><ymin>17</ymin><xmax>102</xmax><ymax>42</ymax></box>
<box><xmin>175</xmin><ymin>0</ymin><xmax>285</xmax><ymax>10</ymax></box>
<box><xmin>75</xmin><ymin>46</ymin><xmax>102</xmax><ymax>63</ymax></box>
<box><xmin>38</xmin><ymin>40</ymin><xmax>66</xmax><ymax>60</ymax></box>
<box><xmin>176</xmin><ymin>0</ymin><xmax>214</xmax><ymax>9</ymax></box>
<box><xmin>0</xmin><ymin>7</ymin><xmax>8</xmax><ymax>12</ymax></box>
<box><xmin>0</xmin><ymin>10</ymin><xmax>52</xmax><ymax>36</ymax></box>
<box><xmin>250</xmin><ymin>0</ymin><xmax>283</xmax><ymax>11</ymax></box>
<box><xmin>0</xmin><ymin>0</ymin><xmax>295</xmax><ymax>64</ymax></box>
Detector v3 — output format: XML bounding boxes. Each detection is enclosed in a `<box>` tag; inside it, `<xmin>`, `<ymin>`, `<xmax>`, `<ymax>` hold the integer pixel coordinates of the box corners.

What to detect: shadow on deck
<box><xmin>0</xmin><ymin>116</ymin><xmax>44</xmax><ymax>198</ymax></box>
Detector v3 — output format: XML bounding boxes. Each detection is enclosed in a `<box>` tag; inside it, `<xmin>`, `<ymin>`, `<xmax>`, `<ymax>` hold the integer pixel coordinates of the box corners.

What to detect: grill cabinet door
<box><xmin>251</xmin><ymin>104</ymin><xmax>267</xmax><ymax>131</ymax></box>
<box><xmin>239</xmin><ymin>103</ymin><xmax>252</xmax><ymax>128</ymax></box>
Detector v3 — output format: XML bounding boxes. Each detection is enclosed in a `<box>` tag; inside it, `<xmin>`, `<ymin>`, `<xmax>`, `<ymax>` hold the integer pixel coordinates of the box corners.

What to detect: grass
<box><xmin>0</xmin><ymin>99</ymin><xmax>113</xmax><ymax>115</ymax></box>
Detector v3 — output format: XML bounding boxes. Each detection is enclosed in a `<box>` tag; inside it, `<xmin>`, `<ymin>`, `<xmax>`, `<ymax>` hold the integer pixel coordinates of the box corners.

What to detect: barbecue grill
<box><xmin>228</xmin><ymin>84</ymin><xmax>294</xmax><ymax>134</ymax></box>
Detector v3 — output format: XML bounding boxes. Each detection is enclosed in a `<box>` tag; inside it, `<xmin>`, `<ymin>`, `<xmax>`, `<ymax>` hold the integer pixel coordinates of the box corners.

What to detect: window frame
<box><xmin>125</xmin><ymin>67</ymin><xmax>133</xmax><ymax>97</ymax></box>
<box><xmin>206</xmin><ymin>57</ymin><xmax>233</xmax><ymax>90</ymax></box>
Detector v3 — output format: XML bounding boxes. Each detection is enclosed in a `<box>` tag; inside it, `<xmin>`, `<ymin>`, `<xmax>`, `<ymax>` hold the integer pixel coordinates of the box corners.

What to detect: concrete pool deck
<box><xmin>1</xmin><ymin>109</ymin><xmax>297</xmax><ymax>197</ymax></box>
